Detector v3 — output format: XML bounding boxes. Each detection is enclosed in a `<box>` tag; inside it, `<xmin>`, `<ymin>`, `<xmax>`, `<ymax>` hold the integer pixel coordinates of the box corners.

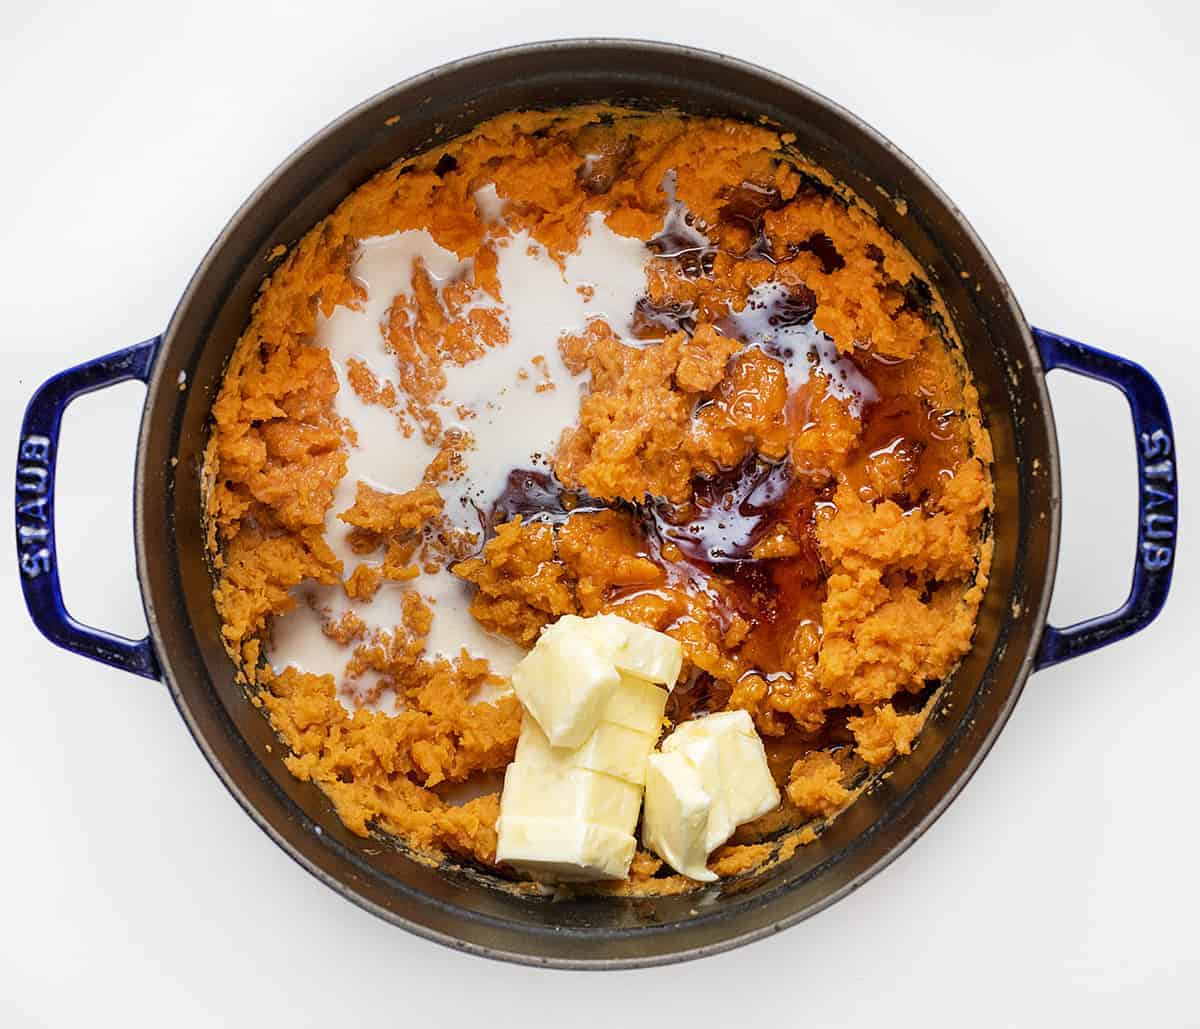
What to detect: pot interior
<box><xmin>136</xmin><ymin>41</ymin><xmax>1057</xmax><ymax>966</ymax></box>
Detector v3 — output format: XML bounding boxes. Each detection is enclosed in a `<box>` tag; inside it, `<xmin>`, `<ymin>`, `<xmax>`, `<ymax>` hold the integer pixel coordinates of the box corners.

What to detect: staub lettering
<box><xmin>1138</xmin><ymin>429</ymin><xmax>1176</xmax><ymax>571</ymax></box>
<box><xmin>16</xmin><ymin>434</ymin><xmax>53</xmax><ymax>578</ymax></box>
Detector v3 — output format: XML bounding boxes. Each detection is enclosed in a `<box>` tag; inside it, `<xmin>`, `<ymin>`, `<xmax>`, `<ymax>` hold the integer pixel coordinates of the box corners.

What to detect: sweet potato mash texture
<box><xmin>203</xmin><ymin>108</ymin><xmax>993</xmax><ymax>891</ymax></box>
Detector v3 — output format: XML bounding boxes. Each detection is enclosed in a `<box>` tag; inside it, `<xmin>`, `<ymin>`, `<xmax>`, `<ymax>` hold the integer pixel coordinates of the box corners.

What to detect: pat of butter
<box><xmin>603</xmin><ymin>673</ymin><xmax>670</xmax><ymax>734</ymax></box>
<box><xmin>499</xmin><ymin>763</ymin><xmax>642</xmax><ymax>832</ymax></box>
<box><xmin>495</xmin><ymin>816</ymin><xmax>636</xmax><ymax>881</ymax></box>
<box><xmin>510</xmin><ymin>618</ymin><xmax>620</xmax><ymax>748</ymax></box>
<box><xmin>662</xmin><ymin>709</ymin><xmax>755</xmax><ymax>746</ymax></box>
<box><xmin>497</xmin><ymin>614</ymin><xmax>681</xmax><ymax>881</ymax></box>
<box><xmin>642</xmin><ymin>710</ymin><xmax>781</xmax><ymax>880</ymax></box>
<box><xmin>662</xmin><ymin>710</ymin><xmax>779</xmax><ymax>831</ymax></box>
<box><xmin>710</xmin><ymin>725</ymin><xmax>779</xmax><ymax>828</ymax></box>
<box><xmin>642</xmin><ymin>751</ymin><xmax>718</xmax><ymax>882</ymax></box>
<box><xmin>589</xmin><ymin>614</ymin><xmax>683</xmax><ymax>686</ymax></box>
<box><xmin>516</xmin><ymin>713</ymin><xmax>658</xmax><ymax>785</ymax></box>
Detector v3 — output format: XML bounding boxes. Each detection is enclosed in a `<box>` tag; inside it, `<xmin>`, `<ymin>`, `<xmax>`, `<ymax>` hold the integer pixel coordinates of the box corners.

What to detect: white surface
<box><xmin>1</xmin><ymin>1</ymin><xmax>1196</xmax><ymax>1024</ymax></box>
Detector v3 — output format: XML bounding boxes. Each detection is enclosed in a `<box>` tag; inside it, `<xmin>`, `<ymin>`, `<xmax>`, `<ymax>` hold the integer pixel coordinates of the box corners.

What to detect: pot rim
<box><xmin>134</xmin><ymin>37</ymin><xmax>1061</xmax><ymax>969</ymax></box>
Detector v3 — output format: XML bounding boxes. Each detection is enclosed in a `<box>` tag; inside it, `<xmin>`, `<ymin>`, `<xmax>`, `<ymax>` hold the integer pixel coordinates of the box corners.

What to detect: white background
<box><xmin>2</xmin><ymin>1</ymin><xmax>1195</xmax><ymax>1025</ymax></box>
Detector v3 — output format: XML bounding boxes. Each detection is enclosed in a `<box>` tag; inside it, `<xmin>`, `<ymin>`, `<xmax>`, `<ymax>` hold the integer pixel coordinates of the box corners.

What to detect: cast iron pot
<box><xmin>14</xmin><ymin>39</ymin><xmax>1179</xmax><ymax>968</ymax></box>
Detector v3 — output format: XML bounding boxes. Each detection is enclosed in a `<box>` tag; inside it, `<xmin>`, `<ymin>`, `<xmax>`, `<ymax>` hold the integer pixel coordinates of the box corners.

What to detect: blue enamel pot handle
<box><xmin>15</xmin><ymin>337</ymin><xmax>162</xmax><ymax>680</ymax></box>
<box><xmin>1032</xmin><ymin>327</ymin><xmax>1178</xmax><ymax>669</ymax></box>
<box><xmin>13</xmin><ymin>329</ymin><xmax>1177</xmax><ymax>679</ymax></box>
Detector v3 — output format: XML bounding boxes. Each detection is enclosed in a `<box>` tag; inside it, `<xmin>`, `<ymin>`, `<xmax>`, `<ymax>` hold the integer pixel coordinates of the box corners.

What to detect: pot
<box><xmin>14</xmin><ymin>39</ymin><xmax>1179</xmax><ymax>968</ymax></box>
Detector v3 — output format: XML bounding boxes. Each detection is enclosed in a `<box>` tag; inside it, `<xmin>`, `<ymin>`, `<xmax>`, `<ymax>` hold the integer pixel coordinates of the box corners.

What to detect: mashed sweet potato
<box><xmin>203</xmin><ymin>107</ymin><xmax>993</xmax><ymax>890</ymax></box>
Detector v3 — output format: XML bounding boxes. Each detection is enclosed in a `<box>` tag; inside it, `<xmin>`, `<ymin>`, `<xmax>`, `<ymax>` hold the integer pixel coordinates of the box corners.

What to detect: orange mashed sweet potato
<box><xmin>202</xmin><ymin>107</ymin><xmax>993</xmax><ymax>892</ymax></box>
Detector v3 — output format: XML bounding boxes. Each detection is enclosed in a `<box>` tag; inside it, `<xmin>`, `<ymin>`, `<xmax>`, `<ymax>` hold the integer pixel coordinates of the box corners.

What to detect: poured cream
<box><xmin>270</xmin><ymin>205</ymin><xmax>651</xmax><ymax>705</ymax></box>
<box><xmin>473</xmin><ymin>183</ymin><xmax>507</xmax><ymax>225</ymax></box>
<box><xmin>438</xmin><ymin>212</ymin><xmax>647</xmax><ymax>517</ymax></box>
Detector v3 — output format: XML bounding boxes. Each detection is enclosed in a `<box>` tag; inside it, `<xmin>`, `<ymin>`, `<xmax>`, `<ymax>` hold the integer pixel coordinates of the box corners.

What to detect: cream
<box><xmin>269</xmin><ymin>206</ymin><xmax>651</xmax><ymax>705</ymax></box>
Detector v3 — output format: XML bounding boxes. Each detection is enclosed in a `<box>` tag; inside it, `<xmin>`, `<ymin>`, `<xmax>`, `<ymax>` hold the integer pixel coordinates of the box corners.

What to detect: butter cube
<box><xmin>516</xmin><ymin>713</ymin><xmax>658</xmax><ymax>785</ymax></box>
<box><xmin>641</xmin><ymin>751</ymin><xmax>718</xmax><ymax>882</ymax></box>
<box><xmin>642</xmin><ymin>710</ymin><xmax>781</xmax><ymax>879</ymax></box>
<box><xmin>590</xmin><ymin>614</ymin><xmax>683</xmax><ymax>686</ymax></box>
<box><xmin>662</xmin><ymin>709</ymin><xmax>778</xmax><ymax>832</ymax></box>
<box><xmin>603</xmin><ymin>674</ymin><xmax>669</xmax><ymax>735</ymax></box>
<box><xmin>496</xmin><ymin>614</ymin><xmax>684</xmax><ymax>883</ymax></box>
<box><xmin>673</xmin><ymin>733</ymin><xmax>737</xmax><ymax>851</ymax></box>
<box><xmin>499</xmin><ymin>763</ymin><xmax>642</xmax><ymax>833</ymax></box>
<box><xmin>495</xmin><ymin>815</ymin><xmax>636</xmax><ymax>881</ymax></box>
<box><xmin>511</xmin><ymin>621</ymin><xmax>619</xmax><ymax>748</ymax></box>
<box><xmin>712</xmin><ymin>727</ymin><xmax>780</xmax><ymax>828</ymax></box>
<box><xmin>663</xmin><ymin>708</ymin><xmax>754</xmax><ymax>747</ymax></box>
